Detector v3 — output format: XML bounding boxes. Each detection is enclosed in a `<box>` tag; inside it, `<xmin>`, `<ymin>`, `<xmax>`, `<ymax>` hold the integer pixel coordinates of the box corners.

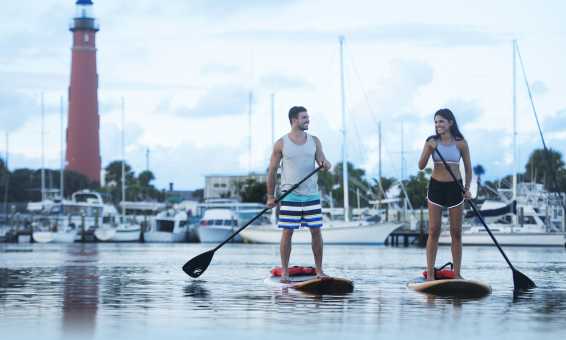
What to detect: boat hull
<box><xmin>112</xmin><ymin>224</ymin><xmax>141</xmax><ymax>242</ymax></box>
<box><xmin>240</xmin><ymin>222</ymin><xmax>402</xmax><ymax>245</ymax></box>
<box><xmin>144</xmin><ymin>231</ymin><xmax>186</xmax><ymax>243</ymax></box>
<box><xmin>32</xmin><ymin>231</ymin><xmax>76</xmax><ymax>243</ymax></box>
<box><xmin>196</xmin><ymin>226</ymin><xmax>242</xmax><ymax>243</ymax></box>
<box><xmin>439</xmin><ymin>232</ymin><xmax>566</xmax><ymax>247</ymax></box>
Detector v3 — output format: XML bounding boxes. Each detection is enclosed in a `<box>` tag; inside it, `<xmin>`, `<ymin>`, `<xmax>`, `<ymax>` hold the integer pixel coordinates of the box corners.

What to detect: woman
<box><xmin>418</xmin><ymin>108</ymin><xmax>472</xmax><ymax>280</ymax></box>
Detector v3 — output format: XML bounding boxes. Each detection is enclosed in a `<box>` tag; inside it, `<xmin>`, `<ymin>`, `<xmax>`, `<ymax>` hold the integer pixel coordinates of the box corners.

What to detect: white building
<box><xmin>204</xmin><ymin>173</ymin><xmax>267</xmax><ymax>200</ymax></box>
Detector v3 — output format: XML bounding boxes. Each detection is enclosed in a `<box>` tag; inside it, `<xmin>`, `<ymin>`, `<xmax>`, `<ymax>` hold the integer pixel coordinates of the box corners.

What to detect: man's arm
<box><xmin>266</xmin><ymin>139</ymin><xmax>283</xmax><ymax>207</ymax></box>
<box><xmin>313</xmin><ymin>136</ymin><xmax>332</xmax><ymax>171</ymax></box>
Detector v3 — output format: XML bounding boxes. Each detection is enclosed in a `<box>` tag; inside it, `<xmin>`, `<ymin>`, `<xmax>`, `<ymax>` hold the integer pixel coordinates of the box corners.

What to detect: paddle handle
<box><xmin>432</xmin><ymin>147</ymin><xmax>516</xmax><ymax>270</ymax></box>
<box><xmin>212</xmin><ymin>165</ymin><xmax>323</xmax><ymax>252</ymax></box>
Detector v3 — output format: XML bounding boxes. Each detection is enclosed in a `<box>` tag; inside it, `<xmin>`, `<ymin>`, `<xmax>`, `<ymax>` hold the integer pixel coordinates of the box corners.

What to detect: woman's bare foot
<box><xmin>426</xmin><ymin>271</ymin><xmax>435</xmax><ymax>281</ymax></box>
<box><xmin>280</xmin><ymin>275</ymin><xmax>290</xmax><ymax>283</ymax></box>
<box><xmin>316</xmin><ymin>271</ymin><xmax>329</xmax><ymax>279</ymax></box>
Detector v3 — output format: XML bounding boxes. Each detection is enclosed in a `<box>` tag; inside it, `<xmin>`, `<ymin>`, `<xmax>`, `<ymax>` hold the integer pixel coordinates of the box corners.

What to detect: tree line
<box><xmin>0</xmin><ymin>159</ymin><xmax>164</xmax><ymax>206</ymax></box>
<box><xmin>236</xmin><ymin>148</ymin><xmax>566</xmax><ymax>208</ymax></box>
<box><xmin>1</xmin><ymin>148</ymin><xmax>564</xmax><ymax>209</ymax></box>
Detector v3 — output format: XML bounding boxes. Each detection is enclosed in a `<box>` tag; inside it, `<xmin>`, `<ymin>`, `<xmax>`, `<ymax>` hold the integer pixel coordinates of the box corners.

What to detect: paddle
<box><xmin>183</xmin><ymin>165</ymin><xmax>324</xmax><ymax>278</ymax></box>
<box><xmin>433</xmin><ymin>146</ymin><xmax>536</xmax><ymax>291</ymax></box>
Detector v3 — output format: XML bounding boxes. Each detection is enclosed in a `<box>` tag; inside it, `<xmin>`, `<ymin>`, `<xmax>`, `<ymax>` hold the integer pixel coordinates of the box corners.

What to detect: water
<box><xmin>1</xmin><ymin>243</ymin><xmax>565</xmax><ymax>340</ymax></box>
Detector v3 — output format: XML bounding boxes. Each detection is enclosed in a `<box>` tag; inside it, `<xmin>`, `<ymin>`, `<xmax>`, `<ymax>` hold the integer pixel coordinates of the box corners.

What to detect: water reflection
<box><xmin>184</xmin><ymin>281</ymin><xmax>211</xmax><ymax>299</ymax></box>
<box><xmin>62</xmin><ymin>244</ymin><xmax>99</xmax><ymax>338</ymax></box>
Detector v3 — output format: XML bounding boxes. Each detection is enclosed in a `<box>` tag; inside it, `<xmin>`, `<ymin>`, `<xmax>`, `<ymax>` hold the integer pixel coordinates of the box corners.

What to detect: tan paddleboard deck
<box><xmin>407</xmin><ymin>278</ymin><xmax>491</xmax><ymax>298</ymax></box>
<box><xmin>265</xmin><ymin>275</ymin><xmax>354</xmax><ymax>295</ymax></box>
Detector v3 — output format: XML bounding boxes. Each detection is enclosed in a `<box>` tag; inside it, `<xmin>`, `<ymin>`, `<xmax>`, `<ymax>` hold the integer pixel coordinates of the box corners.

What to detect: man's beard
<box><xmin>300</xmin><ymin>123</ymin><xmax>309</xmax><ymax>131</ymax></box>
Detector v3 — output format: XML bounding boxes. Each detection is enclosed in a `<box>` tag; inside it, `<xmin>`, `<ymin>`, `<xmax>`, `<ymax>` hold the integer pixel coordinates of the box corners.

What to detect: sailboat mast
<box><xmin>60</xmin><ymin>96</ymin><xmax>64</xmax><ymax>199</ymax></box>
<box><xmin>41</xmin><ymin>92</ymin><xmax>46</xmax><ymax>202</ymax></box>
<box><xmin>248</xmin><ymin>91</ymin><xmax>253</xmax><ymax>174</ymax></box>
<box><xmin>121</xmin><ymin>97</ymin><xmax>126</xmax><ymax>221</ymax></box>
<box><xmin>512</xmin><ymin>40</ymin><xmax>517</xmax><ymax>204</ymax></box>
<box><xmin>378</xmin><ymin>121</ymin><xmax>382</xmax><ymax>181</ymax></box>
<box><xmin>339</xmin><ymin>36</ymin><xmax>350</xmax><ymax>222</ymax></box>
<box><xmin>271</xmin><ymin>93</ymin><xmax>275</xmax><ymax>144</ymax></box>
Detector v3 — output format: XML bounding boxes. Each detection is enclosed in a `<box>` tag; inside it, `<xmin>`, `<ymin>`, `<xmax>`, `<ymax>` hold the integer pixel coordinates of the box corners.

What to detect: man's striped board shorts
<box><xmin>278</xmin><ymin>192</ymin><xmax>323</xmax><ymax>229</ymax></box>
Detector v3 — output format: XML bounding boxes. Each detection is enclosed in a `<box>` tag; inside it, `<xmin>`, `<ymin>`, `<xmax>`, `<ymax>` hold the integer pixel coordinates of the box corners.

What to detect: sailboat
<box><xmin>32</xmin><ymin>95</ymin><xmax>77</xmax><ymax>243</ymax></box>
<box><xmin>439</xmin><ymin>40</ymin><xmax>566</xmax><ymax>247</ymax></box>
<box><xmin>240</xmin><ymin>36</ymin><xmax>403</xmax><ymax>244</ymax></box>
<box><xmin>103</xmin><ymin>97</ymin><xmax>142</xmax><ymax>242</ymax></box>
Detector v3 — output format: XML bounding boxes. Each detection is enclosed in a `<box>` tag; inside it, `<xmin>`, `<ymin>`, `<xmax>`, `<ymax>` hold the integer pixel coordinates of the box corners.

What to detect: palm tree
<box><xmin>473</xmin><ymin>164</ymin><xmax>485</xmax><ymax>186</ymax></box>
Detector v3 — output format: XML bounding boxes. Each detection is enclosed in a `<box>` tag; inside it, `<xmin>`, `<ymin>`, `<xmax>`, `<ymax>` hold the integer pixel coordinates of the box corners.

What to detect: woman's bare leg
<box><xmin>449</xmin><ymin>204</ymin><xmax>463</xmax><ymax>279</ymax></box>
<box><xmin>426</xmin><ymin>201</ymin><xmax>442</xmax><ymax>281</ymax></box>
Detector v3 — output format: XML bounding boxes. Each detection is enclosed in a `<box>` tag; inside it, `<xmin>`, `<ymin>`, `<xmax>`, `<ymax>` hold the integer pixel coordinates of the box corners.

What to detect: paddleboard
<box><xmin>265</xmin><ymin>275</ymin><xmax>354</xmax><ymax>295</ymax></box>
<box><xmin>407</xmin><ymin>277</ymin><xmax>491</xmax><ymax>298</ymax></box>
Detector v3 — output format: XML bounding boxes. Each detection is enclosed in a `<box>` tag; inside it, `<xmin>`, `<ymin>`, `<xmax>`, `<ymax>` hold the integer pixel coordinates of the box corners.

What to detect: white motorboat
<box><xmin>439</xmin><ymin>183</ymin><xmax>565</xmax><ymax>247</ymax></box>
<box><xmin>196</xmin><ymin>208</ymin><xmax>245</xmax><ymax>243</ymax></box>
<box><xmin>194</xmin><ymin>199</ymin><xmax>268</xmax><ymax>243</ymax></box>
<box><xmin>144</xmin><ymin>209</ymin><xmax>188</xmax><ymax>242</ymax></box>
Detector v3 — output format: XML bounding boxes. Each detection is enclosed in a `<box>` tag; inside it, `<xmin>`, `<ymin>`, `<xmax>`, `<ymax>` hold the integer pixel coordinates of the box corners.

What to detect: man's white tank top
<box><xmin>280</xmin><ymin>133</ymin><xmax>318</xmax><ymax>195</ymax></box>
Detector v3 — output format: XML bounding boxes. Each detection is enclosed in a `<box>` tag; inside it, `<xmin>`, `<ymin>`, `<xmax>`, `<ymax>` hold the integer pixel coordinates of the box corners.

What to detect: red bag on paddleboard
<box><xmin>422</xmin><ymin>262</ymin><xmax>456</xmax><ymax>279</ymax></box>
<box><xmin>271</xmin><ymin>266</ymin><xmax>316</xmax><ymax>277</ymax></box>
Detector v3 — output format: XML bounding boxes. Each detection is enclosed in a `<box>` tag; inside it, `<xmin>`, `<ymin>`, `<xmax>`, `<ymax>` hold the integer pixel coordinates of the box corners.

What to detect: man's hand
<box><xmin>318</xmin><ymin>159</ymin><xmax>332</xmax><ymax>171</ymax></box>
<box><xmin>266</xmin><ymin>195</ymin><xmax>276</xmax><ymax>208</ymax></box>
<box><xmin>464</xmin><ymin>189</ymin><xmax>472</xmax><ymax>200</ymax></box>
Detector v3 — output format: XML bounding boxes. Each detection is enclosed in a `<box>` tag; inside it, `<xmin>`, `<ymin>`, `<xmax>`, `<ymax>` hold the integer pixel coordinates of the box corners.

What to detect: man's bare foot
<box><xmin>455</xmin><ymin>274</ymin><xmax>464</xmax><ymax>280</ymax></box>
<box><xmin>280</xmin><ymin>275</ymin><xmax>290</xmax><ymax>283</ymax></box>
<box><xmin>426</xmin><ymin>272</ymin><xmax>435</xmax><ymax>281</ymax></box>
<box><xmin>316</xmin><ymin>271</ymin><xmax>329</xmax><ymax>279</ymax></box>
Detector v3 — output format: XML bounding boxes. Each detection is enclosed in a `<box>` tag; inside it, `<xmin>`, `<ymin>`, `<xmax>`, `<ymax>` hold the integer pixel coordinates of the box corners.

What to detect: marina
<box><xmin>1</xmin><ymin>0</ymin><xmax>566</xmax><ymax>339</ymax></box>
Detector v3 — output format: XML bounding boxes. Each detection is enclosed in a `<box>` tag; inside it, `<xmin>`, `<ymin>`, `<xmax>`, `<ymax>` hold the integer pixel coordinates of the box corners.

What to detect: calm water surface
<box><xmin>1</xmin><ymin>243</ymin><xmax>565</xmax><ymax>340</ymax></box>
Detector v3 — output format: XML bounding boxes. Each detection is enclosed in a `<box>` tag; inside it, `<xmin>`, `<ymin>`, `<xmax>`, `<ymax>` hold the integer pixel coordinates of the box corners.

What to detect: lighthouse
<box><xmin>66</xmin><ymin>0</ymin><xmax>101</xmax><ymax>183</ymax></box>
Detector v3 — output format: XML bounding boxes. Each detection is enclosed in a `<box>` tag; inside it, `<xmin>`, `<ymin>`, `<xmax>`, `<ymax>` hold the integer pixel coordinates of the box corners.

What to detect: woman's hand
<box><xmin>426</xmin><ymin>138</ymin><xmax>437</xmax><ymax>151</ymax></box>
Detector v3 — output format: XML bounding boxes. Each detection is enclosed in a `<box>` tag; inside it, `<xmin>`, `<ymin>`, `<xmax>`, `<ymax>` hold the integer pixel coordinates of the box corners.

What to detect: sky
<box><xmin>1</xmin><ymin>0</ymin><xmax>565</xmax><ymax>190</ymax></box>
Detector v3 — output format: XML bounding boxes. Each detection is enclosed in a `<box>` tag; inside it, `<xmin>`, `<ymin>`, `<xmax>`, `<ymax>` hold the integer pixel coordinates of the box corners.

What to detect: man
<box><xmin>266</xmin><ymin>106</ymin><xmax>332</xmax><ymax>283</ymax></box>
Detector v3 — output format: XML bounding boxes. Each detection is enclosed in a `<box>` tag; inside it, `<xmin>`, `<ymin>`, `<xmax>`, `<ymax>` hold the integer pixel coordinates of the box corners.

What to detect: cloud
<box><xmin>219</xmin><ymin>23</ymin><xmax>508</xmax><ymax>47</ymax></box>
<box><xmin>127</xmin><ymin>142</ymin><xmax>245</xmax><ymax>189</ymax></box>
<box><xmin>441</xmin><ymin>99</ymin><xmax>483</xmax><ymax>125</ymax></box>
<box><xmin>259</xmin><ymin>74</ymin><xmax>314</xmax><ymax>91</ymax></box>
<box><xmin>187</xmin><ymin>0</ymin><xmax>299</xmax><ymax>18</ymax></box>
<box><xmin>0</xmin><ymin>90</ymin><xmax>39</xmax><ymax>130</ymax></box>
<box><xmin>543</xmin><ymin>108</ymin><xmax>566</xmax><ymax>133</ymax></box>
<box><xmin>172</xmin><ymin>85</ymin><xmax>250</xmax><ymax>118</ymax></box>
<box><xmin>531</xmin><ymin>80</ymin><xmax>548</xmax><ymax>96</ymax></box>
<box><xmin>200</xmin><ymin>63</ymin><xmax>241</xmax><ymax>76</ymax></box>
<box><xmin>100</xmin><ymin>122</ymin><xmax>144</xmax><ymax>168</ymax></box>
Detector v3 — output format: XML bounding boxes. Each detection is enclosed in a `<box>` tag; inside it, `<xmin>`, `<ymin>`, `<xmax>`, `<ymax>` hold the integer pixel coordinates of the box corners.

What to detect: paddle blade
<box><xmin>513</xmin><ymin>269</ymin><xmax>536</xmax><ymax>291</ymax></box>
<box><xmin>182</xmin><ymin>250</ymin><xmax>214</xmax><ymax>278</ymax></box>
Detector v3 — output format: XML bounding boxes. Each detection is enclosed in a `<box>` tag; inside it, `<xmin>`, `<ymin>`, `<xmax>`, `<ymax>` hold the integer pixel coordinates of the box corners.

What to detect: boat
<box><xmin>241</xmin><ymin>215</ymin><xmax>401</xmax><ymax>244</ymax></box>
<box><xmin>441</xmin><ymin>42</ymin><xmax>566</xmax><ymax>248</ymax></box>
<box><xmin>32</xmin><ymin>218</ymin><xmax>77</xmax><ymax>243</ymax></box>
<box><xmin>439</xmin><ymin>183</ymin><xmax>565</xmax><ymax>247</ymax></box>
<box><xmin>195</xmin><ymin>199</ymin><xmax>267</xmax><ymax>243</ymax></box>
<box><xmin>105</xmin><ymin>99</ymin><xmax>143</xmax><ymax>243</ymax></box>
<box><xmin>144</xmin><ymin>209</ymin><xmax>188</xmax><ymax>242</ymax></box>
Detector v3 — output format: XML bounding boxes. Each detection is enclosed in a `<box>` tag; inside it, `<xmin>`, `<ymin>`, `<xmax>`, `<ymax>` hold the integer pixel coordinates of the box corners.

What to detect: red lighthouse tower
<box><xmin>66</xmin><ymin>0</ymin><xmax>101</xmax><ymax>183</ymax></box>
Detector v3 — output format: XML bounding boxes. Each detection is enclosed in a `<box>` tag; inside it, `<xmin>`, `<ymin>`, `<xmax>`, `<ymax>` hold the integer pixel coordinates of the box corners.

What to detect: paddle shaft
<box><xmin>433</xmin><ymin>147</ymin><xmax>516</xmax><ymax>270</ymax></box>
<box><xmin>212</xmin><ymin>165</ymin><xmax>323</xmax><ymax>252</ymax></box>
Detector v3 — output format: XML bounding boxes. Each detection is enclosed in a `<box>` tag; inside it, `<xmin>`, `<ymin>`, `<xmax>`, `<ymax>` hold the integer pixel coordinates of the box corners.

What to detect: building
<box><xmin>204</xmin><ymin>173</ymin><xmax>267</xmax><ymax>200</ymax></box>
<box><xmin>66</xmin><ymin>0</ymin><xmax>101</xmax><ymax>183</ymax></box>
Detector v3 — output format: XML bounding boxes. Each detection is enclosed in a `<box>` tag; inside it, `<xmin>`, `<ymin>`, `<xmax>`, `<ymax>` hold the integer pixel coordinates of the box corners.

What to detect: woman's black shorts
<box><xmin>427</xmin><ymin>177</ymin><xmax>464</xmax><ymax>208</ymax></box>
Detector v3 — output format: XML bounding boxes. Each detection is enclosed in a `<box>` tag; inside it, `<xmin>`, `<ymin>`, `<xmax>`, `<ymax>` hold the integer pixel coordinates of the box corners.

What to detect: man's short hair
<box><xmin>288</xmin><ymin>106</ymin><xmax>307</xmax><ymax>125</ymax></box>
